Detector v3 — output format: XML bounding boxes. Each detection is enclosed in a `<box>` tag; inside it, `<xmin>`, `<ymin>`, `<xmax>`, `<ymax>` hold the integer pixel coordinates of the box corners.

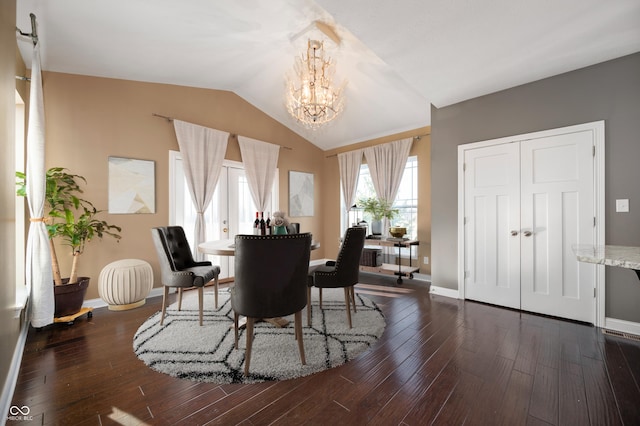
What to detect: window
<box><xmin>344</xmin><ymin>155</ymin><xmax>418</xmax><ymax>240</ymax></box>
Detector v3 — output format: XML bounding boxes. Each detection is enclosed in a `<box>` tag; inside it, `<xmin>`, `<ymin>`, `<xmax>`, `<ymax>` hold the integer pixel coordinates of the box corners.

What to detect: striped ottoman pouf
<box><xmin>98</xmin><ymin>259</ymin><xmax>153</xmax><ymax>311</ymax></box>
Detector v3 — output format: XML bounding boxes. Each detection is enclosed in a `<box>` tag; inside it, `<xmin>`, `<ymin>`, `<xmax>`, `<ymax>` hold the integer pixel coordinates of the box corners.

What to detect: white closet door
<box><xmin>520</xmin><ymin>130</ymin><xmax>595</xmax><ymax>322</ymax></box>
<box><xmin>464</xmin><ymin>142</ymin><xmax>521</xmax><ymax>309</ymax></box>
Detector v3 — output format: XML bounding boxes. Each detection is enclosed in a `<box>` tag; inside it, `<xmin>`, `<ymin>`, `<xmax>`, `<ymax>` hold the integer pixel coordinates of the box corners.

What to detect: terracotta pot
<box><xmin>54</xmin><ymin>277</ymin><xmax>90</xmax><ymax>317</ymax></box>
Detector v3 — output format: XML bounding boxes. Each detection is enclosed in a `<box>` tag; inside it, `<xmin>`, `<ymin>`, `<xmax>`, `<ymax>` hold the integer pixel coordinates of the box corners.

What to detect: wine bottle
<box><xmin>265</xmin><ymin>212</ymin><xmax>271</xmax><ymax>235</ymax></box>
<box><xmin>259</xmin><ymin>212</ymin><xmax>266</xmax><ymax>235</ymax></box>
<box><xmin>254</xmin><ymin>212</ymin><xmax>260</xmax><ymax>235</ymax></box>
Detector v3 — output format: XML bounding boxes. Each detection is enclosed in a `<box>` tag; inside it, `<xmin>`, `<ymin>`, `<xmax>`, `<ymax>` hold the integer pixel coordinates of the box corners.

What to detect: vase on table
<box><xmin>371</xmin><ymin>219</ymin><xmax>382</xmax><ymax>235</ymax></box>
<box><xmin>273</xmin><ymin>225</ymin><xmax>288</xmax><ymax>235</ymax></box>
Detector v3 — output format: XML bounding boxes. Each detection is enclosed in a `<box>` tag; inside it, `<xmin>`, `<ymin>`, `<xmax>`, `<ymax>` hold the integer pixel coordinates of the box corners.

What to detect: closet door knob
<box><xmin>510</xmin><ymin>230</ymin><xmax>518</xmax><ymax>236</ymax></box>
<box><xmin>523</xmin><ymin>231</ymin><xmax>532</xmax><ymax>237</ymax></box>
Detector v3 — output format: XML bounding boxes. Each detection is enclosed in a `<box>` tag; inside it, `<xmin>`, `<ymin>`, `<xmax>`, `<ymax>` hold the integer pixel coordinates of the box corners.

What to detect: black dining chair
<box><xmin>151</xmin><ymin>226</ymin><xmax>220</xmax><ymax>326</ymax></box>
<box><xmin>307</xmin><ymin>226</ymin><xmax>366</xmax><ymax>328</ymax></box>
<box><xmin>231</xmin><ymin>233</ymin><xmax>312</xmax><ymax>376</ymax></box>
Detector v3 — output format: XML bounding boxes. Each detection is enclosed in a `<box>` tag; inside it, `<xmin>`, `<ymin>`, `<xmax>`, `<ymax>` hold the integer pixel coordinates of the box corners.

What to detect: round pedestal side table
<box><xmin>98</xmin><ymin>259</ymin><xmax>153</xmax><ymax>311</ymax></box>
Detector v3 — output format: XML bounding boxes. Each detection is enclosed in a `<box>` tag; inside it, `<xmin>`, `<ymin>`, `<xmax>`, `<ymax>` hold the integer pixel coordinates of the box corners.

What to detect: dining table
<box><xmin>198</xmin><ymin>237</ymin><xmax>321</xmax><ymax>328</ymax></box>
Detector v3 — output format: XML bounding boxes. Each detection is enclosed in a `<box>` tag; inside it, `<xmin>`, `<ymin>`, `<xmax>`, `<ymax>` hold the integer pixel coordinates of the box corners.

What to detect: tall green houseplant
<box><xmin>16</xmin><ymin>167</ymin><xmax>122</xmax><ymax>285</ymax></box>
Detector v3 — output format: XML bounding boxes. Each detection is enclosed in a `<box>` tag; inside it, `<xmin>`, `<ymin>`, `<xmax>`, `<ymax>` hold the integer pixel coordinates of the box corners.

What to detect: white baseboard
<box><xmin>430</xmin><ymin>285</ymin><xmax>459</xmax><ymax>299</ymax></box>
<box><xmin>82</xmin><ymin>297</ymin><xmax>108</xmax><ymax>309</ymax></box>
<box><xmin>83</xmin><ymin>287</ymin><xmax>165</xmax><ymax>309</ymax></box>
<box><xmin>147</xmin><ymin>287</ymin><xmax>164</xmax><ymax>299</ymax></box>
<box><xmin>604</xmin><ymin>317</ymin><xmax>640</xmax><ymax>336</ymax></box>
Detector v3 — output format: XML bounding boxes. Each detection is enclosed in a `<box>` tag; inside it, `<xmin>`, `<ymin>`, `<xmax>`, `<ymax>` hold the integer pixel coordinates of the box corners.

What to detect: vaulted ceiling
<box><xmin>16</xmin><ymin>0</ymin><xmax>640</xmax><ymax>150</ymax></box>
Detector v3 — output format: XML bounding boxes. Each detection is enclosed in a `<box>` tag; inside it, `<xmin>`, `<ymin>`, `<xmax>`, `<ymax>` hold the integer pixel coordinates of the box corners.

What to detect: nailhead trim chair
<box><xmin>151</xmin><ymin>226</ymin><xmax>220</xmax><ymax>326</ymax></box>
<box><xmin>231</xmin><ymin>233</ymin><xmax>312</xmax><ymax>376</ymax></box>
<box><xmin>308</xmin><ymin>226</ymin><xmax>366</xmax><ymax>328</ymax></box>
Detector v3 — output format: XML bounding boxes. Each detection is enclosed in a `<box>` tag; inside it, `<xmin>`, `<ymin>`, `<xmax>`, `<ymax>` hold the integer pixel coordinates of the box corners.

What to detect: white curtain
<box><xmin>363</xmin><ymin>138</ymin><xmax>413</xmax><ymax>232</ymax></box>
<box><xmin>173</xmin><ymin>120</ymin><xmax>228</xmax><ymax>260</ymax></box>
<box><xmin>238</xmin><ymin>136</ymin><xmax>280</xmax><ymax>213</ymax></box>
<box><xmin>26</xmin><ymin>43</ymin><xmax>54</xmax><ymax>327</ymax></box>
<box><xmin>338</xmin><ymin>149</ymin><xmax>363</xmax><ymax>216</ymax></box>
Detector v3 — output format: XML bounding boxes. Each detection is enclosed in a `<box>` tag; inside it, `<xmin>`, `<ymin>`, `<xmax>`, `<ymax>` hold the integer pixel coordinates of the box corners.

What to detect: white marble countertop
<box><xmin>572</xmin><ymin>244</ymin><xmax>640</xmax><ymax>270</ymax></box>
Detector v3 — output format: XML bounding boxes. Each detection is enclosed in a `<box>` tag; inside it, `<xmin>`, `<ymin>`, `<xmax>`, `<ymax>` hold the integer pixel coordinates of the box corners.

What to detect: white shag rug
<box><xmin>133</xmin><ymin>287</ymin><xmax>385</xmax><ymax>384</ymax></box>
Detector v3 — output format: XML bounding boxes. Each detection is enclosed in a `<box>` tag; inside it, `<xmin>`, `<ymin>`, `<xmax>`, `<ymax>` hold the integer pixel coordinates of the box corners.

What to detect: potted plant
<box><xmin>16</xmin><ymin>167</ymin><xmax>122</xmax><ymax>317</ymax></box>
<box><xmin>357</xmin><ymin>197</ymin><xmax>398</xmax><ymax>235</ymax></box>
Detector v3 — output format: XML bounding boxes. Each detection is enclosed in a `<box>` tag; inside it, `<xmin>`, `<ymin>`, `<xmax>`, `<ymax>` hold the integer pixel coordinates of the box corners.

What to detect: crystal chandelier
<box><xmin>286</xmin><ymin>39</ymin><xmax>345</xmax><ymax>129</ymax></box>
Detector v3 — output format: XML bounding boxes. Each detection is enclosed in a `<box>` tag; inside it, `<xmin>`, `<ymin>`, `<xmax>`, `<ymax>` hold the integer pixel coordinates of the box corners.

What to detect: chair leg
<box><xmin>319</xmin><ymin>288</ymin><xmax>323</xmax><ymax>308</ymax></box>
<box><xmin>234</xmin><ymin>312</ymin><xmax>239</xmax><ymax>349</ymax></box>
<box><xmin>295</xmin><ymin>310</ymin><xmax>306</xmax><ymax>365</ymax></box>
<box><xmin>307</xmin><ymin>287</ymin><xmax>312</xmax><ymax>327</ymax></box>
<box><xmin>160</xmin><ymin>286</ymin><xmax>169</xmax><ymax>325</ymax></box>
<box><xmin>343</xmin><ymin>287</ymin><xmax>353</xmax><ymax>329</ymax></box>
<box><xmin>244</xmin><ymin>317</ymin><xmax>255</xmax><ymax>376</ymax></box>
<box><xmin>350</xmin><ymin>286</ymin><xmax>357</xmax><ymax>313</ymax></box>
<box><xmin>177</xmin><ymin>288</ymin><xmax>183</xmax><ymax>311</ymax></box>
<box><xmin>198</xmin><ymin>287</ymin><xmax>204</xmax><ymax>326</ymax></box>
<box><xmin>214</xmin><ymin>276</ymin><xmax>219</xmax><ymax>309</ymax></box>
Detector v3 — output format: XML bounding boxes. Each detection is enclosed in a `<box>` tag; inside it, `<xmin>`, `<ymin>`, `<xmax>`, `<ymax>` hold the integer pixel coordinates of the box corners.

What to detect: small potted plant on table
<box><xmin>358</xmin><ymin>197</ymin><xmax>398</xmax><ymax>236</ymax></box>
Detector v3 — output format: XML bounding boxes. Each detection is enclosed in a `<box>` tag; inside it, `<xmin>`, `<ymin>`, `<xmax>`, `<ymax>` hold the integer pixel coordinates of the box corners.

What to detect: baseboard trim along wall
<box><xmin>84</xmin><ymin>286</ymin><xmax>165</xmax><ymax>309</ymax></box>
<box><xmin>429</xmin><ymin>285</ymin><xmax>459</xmax><ymax>299</ymax></box>
<box><xmin>605</xmin><ymin>317</ymin><xmax>640</xmax><ymax>337</ymax></box>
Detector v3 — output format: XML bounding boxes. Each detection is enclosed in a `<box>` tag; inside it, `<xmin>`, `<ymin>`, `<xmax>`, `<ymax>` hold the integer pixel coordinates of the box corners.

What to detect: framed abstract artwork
<box><xmin>108</xmin><ymin>156</ymin><xmax>156</xmax><ymax>214</ymax></box>
<box><xmin>289</xmin><ymin>170</ymin><xmax>314</xmax><ymax>217</ymax></box>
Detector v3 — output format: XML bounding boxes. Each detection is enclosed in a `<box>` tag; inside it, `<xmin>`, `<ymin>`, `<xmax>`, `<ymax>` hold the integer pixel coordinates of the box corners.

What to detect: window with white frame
<box><xmin>344</xmin><ymin>155</ymin><xmax>418</xmax><ymax>240</ymax></box>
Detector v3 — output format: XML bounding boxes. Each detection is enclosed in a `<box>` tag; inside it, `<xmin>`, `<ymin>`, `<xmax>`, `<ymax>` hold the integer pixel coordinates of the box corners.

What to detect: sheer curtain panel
<box><xmin>238</xmin><ymin>136</ymin><xmax>280</xmax><ymax>212</ymax></box>
<box><xmin>26</xmin><ymin>43</ymin><xmax>54</xmax><ymax>327</ymax></box>
<box><xmin>338</xmin><ymin>149</ymin><xmax>363</xmax><ymax>214</ymax></box>
<box><xmin>173</xmin><ymin>120</ymin><xmax>228</xmax><ymax>260</ymax></box>
<box><xmin>363</xmin><ymin>138</ymin><xmax>413</xmax><ymax>233</ymax></box>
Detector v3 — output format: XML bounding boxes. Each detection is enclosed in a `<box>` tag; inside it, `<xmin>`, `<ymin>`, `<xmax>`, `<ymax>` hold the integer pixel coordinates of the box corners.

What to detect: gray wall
<box><xmin>431</xmin><ymin>52</ymin><xmax>640</xmax><ymax>322</ymax></box>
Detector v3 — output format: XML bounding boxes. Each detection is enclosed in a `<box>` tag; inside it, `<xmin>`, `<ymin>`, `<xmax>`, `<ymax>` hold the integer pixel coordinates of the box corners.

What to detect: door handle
<box><xmin>223</xmin><ymin>227</ymin><xmax>228</xmax><ymax>233</ymax></box>
<box><xmin>523</xmin><ymin>231</ymin><xmax>532</xmax><ymax>237</ymax></box>
<box><xmin>510</xmin><ymin>230</ymin><xmax>518</xmax><ymax>236</ymax></box>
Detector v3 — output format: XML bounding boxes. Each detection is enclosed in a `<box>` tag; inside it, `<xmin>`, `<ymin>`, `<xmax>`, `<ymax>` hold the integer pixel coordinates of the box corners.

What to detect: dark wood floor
<box><xmin>10</xmin><ymin>273</ymin><xmax>640</xmax><ymax>425</ymax></box>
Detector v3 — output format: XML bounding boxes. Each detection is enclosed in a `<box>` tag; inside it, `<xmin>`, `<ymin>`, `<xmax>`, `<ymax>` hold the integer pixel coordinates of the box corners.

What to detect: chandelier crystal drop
<box><xmin>286</xmin><ymin>39</ymin><xmax>345</xmax><ymax>129</ymax></box>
